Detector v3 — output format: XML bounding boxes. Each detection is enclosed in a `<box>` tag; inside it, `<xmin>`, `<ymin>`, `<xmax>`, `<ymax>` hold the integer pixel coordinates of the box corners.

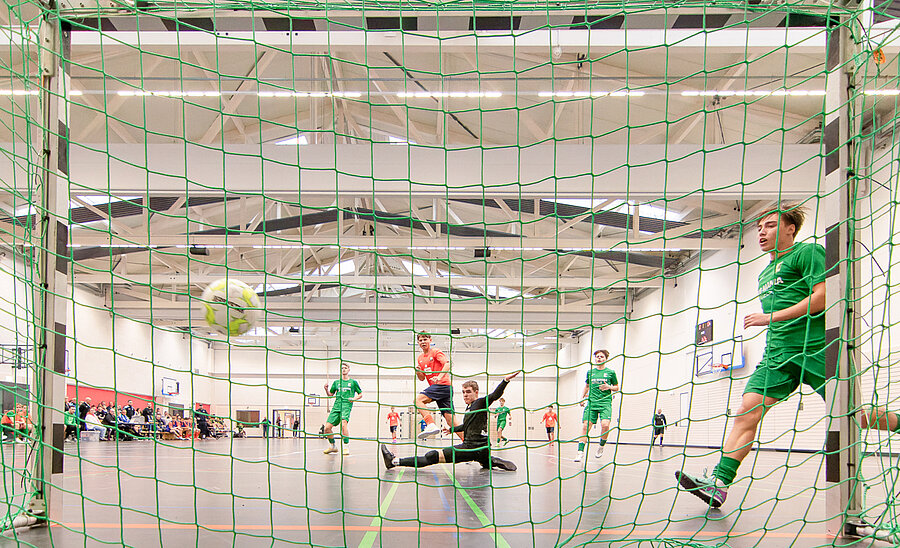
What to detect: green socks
<box><xmin>343</xmin><ymin>436</ymin><xmax>349</xmax><ymax>444</ymax></box>
<box><xmin>712</xmin><ymin>456</ymin><xmax>741</xmax><ymax>486</ymax></box>
<box><xmin>599</xmin><ymin>439</ymin><xmax>607</xmax><ymax>446</ymax></box>
<box><xmin>578</xmin><ymin>442</ymin><xmax>585</xmax><ymax>451</ymax></box>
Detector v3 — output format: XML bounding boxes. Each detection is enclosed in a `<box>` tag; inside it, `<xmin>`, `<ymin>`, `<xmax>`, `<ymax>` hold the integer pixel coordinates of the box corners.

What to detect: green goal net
<box><xmin>0</xmin><ymin>0</ymin><xmax>899</xmax><ymax>546</ymax></box>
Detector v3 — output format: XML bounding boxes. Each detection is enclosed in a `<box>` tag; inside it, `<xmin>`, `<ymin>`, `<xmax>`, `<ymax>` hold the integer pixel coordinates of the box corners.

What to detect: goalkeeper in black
<box><xmin>381</xmin><ymin>371</ymin><xmax>519</xmax><ymax>471</ymax></box>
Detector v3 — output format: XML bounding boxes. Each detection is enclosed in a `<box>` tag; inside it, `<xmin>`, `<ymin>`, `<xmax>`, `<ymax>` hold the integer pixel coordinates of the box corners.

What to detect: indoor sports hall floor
<box><xmin>1</xmin><ymin>438</ymin><xmax>891</xmax><ymax>547</ymax></box>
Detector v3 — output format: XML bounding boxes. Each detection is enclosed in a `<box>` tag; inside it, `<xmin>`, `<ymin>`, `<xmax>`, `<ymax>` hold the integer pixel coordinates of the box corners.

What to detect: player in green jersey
<box><xmin>676</xmin><ymin>204</ymin><xmax>900</xmax><ymax>509</ymax></box>
<box><xmin>494</xmin><ymin>398</ymin><xmax>511</xmax><ymax>445</ymax></box>
<box><xmin>575</xmin><ymin>349</ymin><xmax>619</xmax><ymax>462</ymax></box>
<box><xmin>323</xmin><ymin>362</ymin><xmax>363</xmax><ymax>456</ymax></box>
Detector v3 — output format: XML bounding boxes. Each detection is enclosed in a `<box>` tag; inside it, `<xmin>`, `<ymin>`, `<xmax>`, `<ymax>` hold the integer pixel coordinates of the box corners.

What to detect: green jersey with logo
<box><xmin>330</xmin><ymin>378</ymin><xmax>362</xmax><ymax>410</ymax></box>
<box><xmin>496</xmin><ymin>406</ymin><xmax>511</xmax><ymax>422</ymax></box>
<box><xmin>64</xmin><ymin>411</ymin><xmax>77</xmax><ymax>426</ymax></box>
<box><xmin>758</xmin><ymin>241</ymin><xmax>826</xmax><ymax>350</ymax></box>
<box><xmin>586</xmin><ymin>367</ymin><xmax>618</xmax><ymax>406</ymax></box>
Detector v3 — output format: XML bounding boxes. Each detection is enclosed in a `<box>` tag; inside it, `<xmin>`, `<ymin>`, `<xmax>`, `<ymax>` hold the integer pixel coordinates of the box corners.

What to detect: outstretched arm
<box><xmin>488</xmin><ymin>371</ymin><xmax>520</xmax><ymax>405</ymax></box>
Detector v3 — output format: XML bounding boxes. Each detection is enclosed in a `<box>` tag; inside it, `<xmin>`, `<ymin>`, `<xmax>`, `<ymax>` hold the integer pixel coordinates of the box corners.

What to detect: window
<box><xmin>236</xmin><ymin>410</ymin><xmax>260</xmax><ymax>425</ymax></box>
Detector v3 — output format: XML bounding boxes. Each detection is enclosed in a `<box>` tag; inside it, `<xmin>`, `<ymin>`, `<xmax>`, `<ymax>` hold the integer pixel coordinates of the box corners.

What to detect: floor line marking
<box><xmin>357</xmin><ymin>468</ymin><xmax>405</xmax><ymax>548</ymax></box>
<box><xmin>441</xmin><ymin>464</ymin><xmax>512</xmax><ymax>548</ymax></box>
<box><xmin>435</xmin><ymin>482</ymin><xmax>460</xmax><ymax>539</ymax></box>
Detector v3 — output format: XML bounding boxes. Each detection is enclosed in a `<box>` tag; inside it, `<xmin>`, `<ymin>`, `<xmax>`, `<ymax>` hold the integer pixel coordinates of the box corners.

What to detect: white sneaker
<box><xmin>342</xmin><ymin>446</ymin><xmax>350</xmax><ymax>456</ymax></box>
<box><xmin>418</xmin><ymin>423</ymin><xmax>441</xmax><ymax>439</ymax></box>
<box><xmin>323</xmin><ymin>445</ymin><xmax>338</xmax><ymax>454</ymax></box>
<box><xmin>574</xmin><ymin>451</ymin><xmax>584</xmax><ymax>462</ymax></box>
<box><xmin>595</xmin><ymin>445</ymin><xmax>604</xmax><ymax>458</ymax></box>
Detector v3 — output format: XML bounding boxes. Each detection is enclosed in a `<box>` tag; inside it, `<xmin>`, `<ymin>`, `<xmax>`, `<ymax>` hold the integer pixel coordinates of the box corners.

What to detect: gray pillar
<box><xmin>822</xmin><ymin>20</ymin><xmax>862</xmax><ymax>537</ymax></box>
<box><xmin>31</xmin><ymin>14</ymin><xmax>69</xmax><ymax>522</ymax></box>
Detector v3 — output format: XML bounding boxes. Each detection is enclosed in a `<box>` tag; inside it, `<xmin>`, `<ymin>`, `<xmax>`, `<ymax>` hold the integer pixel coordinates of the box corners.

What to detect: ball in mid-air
<box><xmin>200</xmin><ymin>278</ymin><xmax>262</xmax><ymax>335</ymax></box>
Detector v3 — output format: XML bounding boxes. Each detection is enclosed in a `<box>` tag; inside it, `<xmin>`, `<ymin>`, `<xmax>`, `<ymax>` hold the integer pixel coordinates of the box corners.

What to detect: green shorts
<box><xmin>326</xmin><ymin>405</ymin><xmax>353</xmax><ymax>426</ymax></box>
<box><xmin>583</xmin><ymin>403</ymin><xmax>612</xmax><ymax>424</ymax></box>
<box><xmin>497</xmin><ymin>419</ymin><xmax>507</xmax><ymax>430</ymax></box>
<box><xmin>744</xmin><ymin>345</ymin><xmax>829</xmax><ymax>401</ymax></box>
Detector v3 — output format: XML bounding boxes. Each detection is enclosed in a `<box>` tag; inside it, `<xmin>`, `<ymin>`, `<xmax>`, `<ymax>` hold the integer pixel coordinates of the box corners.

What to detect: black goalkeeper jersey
<box><xmin>450</xmin><ymin>380</ymin><xmax>509</xmax><ymax>446</ymax></box>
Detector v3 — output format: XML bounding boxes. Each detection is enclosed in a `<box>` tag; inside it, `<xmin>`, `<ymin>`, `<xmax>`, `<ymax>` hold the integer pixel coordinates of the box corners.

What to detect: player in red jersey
<box><xmin>541</xmin><ymin>405</ymin><xmax>558</xmax><ymax>446</ymax></box>
<box><xmin>414</xmin><ymin>332</ymin><xmax>462</xmax><ymax>440</ymax></box>
<box><xmin>386</xmin><ymin>407</ymin><xmax>401</xmax><ymax>443</ymax></box>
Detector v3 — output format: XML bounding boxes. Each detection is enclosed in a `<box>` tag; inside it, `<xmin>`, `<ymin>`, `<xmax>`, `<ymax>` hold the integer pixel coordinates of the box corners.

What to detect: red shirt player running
<box><xmin>541</xmin><ymin>405</ymin><xmax>558</xmax><ymax>445</ymax></box>
<box><xmin>386</xmin><ymin>407</ymin><xmax>401</xmax><ymax>443</ymax></box>
<box><xmin>415</xmin><ymin>332</ymin><xmax>461</xmax><ymax>440</ymax></box>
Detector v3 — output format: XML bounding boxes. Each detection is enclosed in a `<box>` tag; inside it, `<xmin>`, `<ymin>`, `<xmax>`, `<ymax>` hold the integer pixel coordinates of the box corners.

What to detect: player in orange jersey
<box><xmin>386</xmin><ymin>406</ymin><xmax>401</xmax><ymax>443</ymax></box>
<box><xmin>414</xmin><ymin>332</ymin><xmax>462</xmax><ymax>440</ymax></box>
<box><xmin>541</xmin><ymin>405</ymin><xmax>558</xmax><ymax>446</ymax></box>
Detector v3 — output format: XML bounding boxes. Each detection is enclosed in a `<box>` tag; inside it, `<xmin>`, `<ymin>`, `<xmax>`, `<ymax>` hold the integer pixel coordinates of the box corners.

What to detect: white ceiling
<box><xmin>1</xmin><ymin>4</ymin><xmax>896</xmax><ymax>350</ymax></box>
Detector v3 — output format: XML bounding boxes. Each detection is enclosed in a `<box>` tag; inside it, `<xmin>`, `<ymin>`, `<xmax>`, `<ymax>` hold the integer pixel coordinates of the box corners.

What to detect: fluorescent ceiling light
<box><xmin>681</xmin><ymin>89</ymin><xmax>825</xmax><ymax>97</ymax></box>
<box><xmin>306</xmin><ymin>259</ymin><xmax>355</xmax><ymax>277</ymax></box>
<box><xmin>275</xmin><ymin>134</ymin><xmax>309</xmax><ymax>145</ymax></box>
<box><xmin>864</xmin><ymin>89</ymin><xmax>900</xmax><ymax>96</ymax></box>
<box><xmin>400</xmin><ymin>259</ymin><xmax>430</xmax><ymax>277</ymax></box>
<box><xmin>388</xmin><ymin>135</ymin><xmax>416</xmax><ymax>145</ymax></box>
<box><xmin>259</xmin><ymin>91</ymin><xmax>361</xmax><ymax>98</ymax></box>
<box><xmin>397</xmin><ymin>91</ymin><xmax>502</xmax><ymax>98</ymax></box>
<box><xmin>253</xmin><ymin>283</ymin><xmax>298</xmax><ymax>293</ymax></box>
<box><xmin>0</xmin><ymin>90</ymin><xmax>39</xmax><ymax>96</ymax></box>
<box><xmin>540</xmin><ymin>91</ymin><xmax>627</xmax><ymax>98</ymax></box>
<box><xmin>71</xmin><ymin>195</ymin><xmax>140</xmax><ymax>207</ymax></box>
<box><xmin>492</xmin><ymin>247</ymin><xmax>544</xmax><ymax>251</ymax></box>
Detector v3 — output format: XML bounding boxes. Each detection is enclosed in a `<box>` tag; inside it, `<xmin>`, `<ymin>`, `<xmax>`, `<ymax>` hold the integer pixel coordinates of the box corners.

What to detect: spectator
<box><xmin>118</xmin><ymin>408</ymin><xmax>140</xmax><ymax>438</ymax></box>
<box><xmin>195</xmin><ymin>408</ymin><xmax>212</xmax><ymax>440</ymax></box>
<box><xmin>102</xmin><ymin>408</ymin><xmax>135</xmax><ymax>441</ymax></box>
<box><xmin>78</xmin><ymin>397</ymin><xmax>92</xmax><ymax>433</ymax></box>
<box><xmin>211</xmin><ymin>417</ymin><xmax>225</xmax><ymax>438</ymax></box>
<box><xmin>14</xmin><ymin>404</ymin><xmax>34</xmax><ymax>441</ymax></box>
<box><xmin>293</xmin><ymin>418</ymin><xmax>301</xmax><ymax>438</ymax></box>
<box><xmin>143</xmin><ymin>405</ymin><xmax>154</xmax><ymax>419</ymax></box>
<box><xmin>139</xmin><ymin>405</ymin><xmax>154</xmax><ymax>437</ymax></box>
<box><xmin>83</xmin><ymin>408</ymin><xmax>108</xmax><ymax>441</ymax></box>
<box><xmin>124</xmin><ymin>400</ymin><xmax>136</xmax><ymax>420</ymax></box>
<box><xmin>234</xmin><ymin>422</ymin><xmax>246</xmax><ymax>438</ymax></box>
<box><xmin>167</xmin><ymin>415</ymin><xmax>186</xmax><ymax>439</ymax></box>
<box><xmin>64</xmin><ymin>406</ymin><xmax>78</xmax><ymax>440</ymax></box>
<box><xmin>261</xmin><ymin>418</ymin><xmax>270</xmax><ymax>438</ymax></box>
<box><xmin>1</xmin><ymin>409</ymin><xmax>14</xmax><ymax>442</ymax></box>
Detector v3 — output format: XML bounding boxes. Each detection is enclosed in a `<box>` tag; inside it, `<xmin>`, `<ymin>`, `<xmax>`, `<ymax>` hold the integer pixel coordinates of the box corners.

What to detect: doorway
<box><xmin>273</xmin><ymin>409</ymin><xmax>302</xmax><ymax>438</ymax></box>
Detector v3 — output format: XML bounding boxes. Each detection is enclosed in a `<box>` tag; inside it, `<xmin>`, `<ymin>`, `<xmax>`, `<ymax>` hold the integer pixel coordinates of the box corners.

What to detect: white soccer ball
<box><xmin>200</xmin><ymin>278</ymin><xmax>262</xmax><ymax>336</ymax></box>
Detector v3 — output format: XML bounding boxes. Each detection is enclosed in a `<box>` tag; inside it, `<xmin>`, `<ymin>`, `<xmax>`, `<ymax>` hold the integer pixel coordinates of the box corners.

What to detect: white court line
<box><xmin>269</xmin><ymin>450</ymin><xmax>308</xmax><ymax>458</ymax></box>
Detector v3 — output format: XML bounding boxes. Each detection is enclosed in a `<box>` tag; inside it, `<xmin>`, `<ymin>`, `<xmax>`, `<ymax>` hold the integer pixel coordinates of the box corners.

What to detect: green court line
<box><xmin>357</xmin><ymin>468</ymin><xmax>405</xmax><ymax>548</ymax></box>
<box><xmin>442</xmin><ymin>464</ymin><xmax>512</xmax><ymax>548</ymax></box>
